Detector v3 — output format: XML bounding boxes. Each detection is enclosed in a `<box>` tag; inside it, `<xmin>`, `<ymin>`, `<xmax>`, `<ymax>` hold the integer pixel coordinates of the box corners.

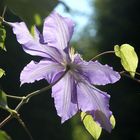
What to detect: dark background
<box><xmin>0</xmin><ymin>0</ymin><xmax>140</xmax><ymax>140</ymax></box>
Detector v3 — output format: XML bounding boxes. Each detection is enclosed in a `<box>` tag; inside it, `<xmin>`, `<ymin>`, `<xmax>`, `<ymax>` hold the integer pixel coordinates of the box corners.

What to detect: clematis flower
<box><xmin>10</xmin><ymin>12</ymin><xmax>120</xmax><ymax>132</ymax></box>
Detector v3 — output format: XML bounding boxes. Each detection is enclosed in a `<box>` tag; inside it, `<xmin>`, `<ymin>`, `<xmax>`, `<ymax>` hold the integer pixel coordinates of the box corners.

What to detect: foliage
<box><xmin>0</xmin><ymin>68</ymin><xmax>5</xmax><ymax>78</ymax></box>
<box><xmin>0</xmin><ymin>0</ymin><xmax>140</xmax><ymax>140</ymax></box>
<box><xmin>110</xmin><ymin>115</ymin><xmax>116</xmax><ymax>129</ymax></box>
<box><xmin>0</xmin><ymin>25</ymin><xmax>6</xmax><ymax>50</ymax></box>
<box><xmin>81</xmin><ymin>112</ymin><xmax>116</xmax><ymax>140</ymax></box>
<box><xmin>81</xmin><ymin>112</ymin><xmax>102</xmax><ymax>140</ymax></box>
<box><xmin>114</xmin><ymin>44</ymin><xmax>138</xmax><ymax>77</ymax></box>
<box><xmin>0</xmin><ymin>90</ymin><xmax>8</xmax><ymax>110</ymax></box>
<box><xmin>0</xmin><ymin>130</ymin><xmax>11</xmax><ymax>140</ymax></box>
<box><xmin>5</xmin><ymin>0</ymin><xmax>58</xmax><ymax>29</ymax></box>
<box><xmin>80</xmin><ymin>0</ymin><xmax>140</xmax><ymax>139</ymax></box>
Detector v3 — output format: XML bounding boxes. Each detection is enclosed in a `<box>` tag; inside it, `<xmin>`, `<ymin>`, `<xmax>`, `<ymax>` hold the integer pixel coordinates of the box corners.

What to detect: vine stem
<box><xmin>6</xmin><ymin>95</ymin><xmax>24</xmax><ymax>100</ymax></box>
<box><xmin>0</xmin><ymin>70</ymin><xmax>68</xmax><ymax>128</ymax></box>
<box><xmin>0</xmin><ymin>16</ymin><xmax>12</xmax><ymax>27</ymax></box>
<box><xmin>16</xmin><ymin>69</ymin><xmax>68</xmax><ymax>111</ymax></box>
<box><xmin>120</xmin><ymin>70</ymin><xmax>140</xmax><ymax>76</ymax></box>
<box><xmin>16</xmin><ymin>116</ymin><xmax>34</xmax><ymax>140</ymax></box>
<box><xmin>2</xmin><ymin>6</ymin><xmax>7</xmax><ymax>18</ymax></box>
<box><xmin>120</xmin><ymin>71</ymin><xmax>140</xmax><ymax>83</ymax></box>
<box><xmin>0</xmin><ymin>115</ymin><xmax>12</xmax><ymax>128</ymax></box>
<box><xmin>90</xmin><ymin>51</ymin><xmax>115</xmax><ymax>61</ymax></box>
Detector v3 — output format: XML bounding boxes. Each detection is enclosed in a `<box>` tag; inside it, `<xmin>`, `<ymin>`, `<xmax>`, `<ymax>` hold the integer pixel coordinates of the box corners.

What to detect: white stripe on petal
<box><xmin>43</xmin><ymin>12</ymin><xmax>74</xmax><ymax>50</ymax></box>
<box><xmin>20</xmin><ymin>59</ymin><xmax>64</xmax><ymax>85</ymax></box>
<box><xmin>52</xmin><ymin>72</ymin><xmax>78</xmax><ymax>122</ymax></box>
<box><xmin>79</xmin><ymin>60</ymin><xmax>120</xmax><ymax>85</ymax></box>
<box><xmin>77</xmin><ymin>81</ymin><xmax>112</xmax><ymax>132</ymax></box>
<box><xmin>9</xmin><ymin>22</ymin><xmax>63</xmax><ymax>63</ymax></box>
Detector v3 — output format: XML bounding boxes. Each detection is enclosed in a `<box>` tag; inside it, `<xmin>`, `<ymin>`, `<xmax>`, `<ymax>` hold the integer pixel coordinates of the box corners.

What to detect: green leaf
<box><xmin>0</xmin><ymin>130</ymin><xmax>12</xmax><ymax>140</ymax></box>
<box><xmin>0</xmin><ymin>68</ymin><xmax>5</xmax><ymax>78</ymax></box>
<box><xmin>81</xmin><ymin>112</ymin><xmax>102</xmax><ymax>140</ymax></box>
<box><xmin>0</xmin><ymin>90</ymin><xmax>9</xmax><ymax>110</ymax></box>
<box><xmin>5</xmin><ymin>0</ymin><xmax>58</xmax><ymax>30</ymax></box>
<box><xmin>114</xmin><ymin>44</ymin><xmax>138</xmax><ymax>77</ymax></box>
<box><xmin>0</xmin><ymin>25</ymin><xmax>6</xmax><ymax>51</ymax></box>
<box><xmin>110</xmin><ymin>115</ymin><xmax>116</xmax><ymax>129</ymax></box>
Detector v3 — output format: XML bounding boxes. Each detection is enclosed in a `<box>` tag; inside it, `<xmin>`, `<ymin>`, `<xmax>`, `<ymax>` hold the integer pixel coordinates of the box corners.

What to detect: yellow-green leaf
<box><xmin>5</xmin><ymin>0</ymin><xmax>58</xmax><ymax>30</ymax></box>
<box><xmin>0</xmin><ymin>25</ymin><xmax>6</xmax><ymax>51</ymax></box>
<box><xmin>110</xmin><ymin>115</ymin><xmax>116</xmax><ymax>129</ymax></box>
<box><xmin>0</xmin><ymin>130</ymin><xmax>11</xmax><ymax>140</ymax></box>
<box><xmin>0</xmin><ymin>68</ymin><xmax>5</xmax><ymax>78</ymax></box>
<box><xmin>81</xmin><ymin>112</ymin><xmax>102</xmax><ymax>140</ymax></box>
<box><xmin>0</xmin><ymin>90</ymin><xmax>9</xmax><ymax>110</ymax></box>
<box><xmin>114</xmin><ymin>44</ymin><xmax>138</xmax><ymax>77</ymax></box>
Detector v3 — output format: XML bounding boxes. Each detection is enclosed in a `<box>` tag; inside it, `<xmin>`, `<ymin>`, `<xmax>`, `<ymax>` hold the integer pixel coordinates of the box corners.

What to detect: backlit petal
<box><xmin>79</xmin><ymin>61</ymin><xmax>120</xmax><ymax>85</ymax></box>
<box><xmin>77</xmin><ymin>81</ymin><xmax>112</xmax><ymax>132</ymax></box>
<box><xmin>52</xmin><ymin>72</ymin><xmax>78</xmax><ymax>123</ymax></box>
<box><xmin>10</xmin><ymin>22</ymin><xmax>63</xmax><ymax>62</ymax></box>
<box><xmin>20</xmin><ymin>59</ymin><xmax>64</xmax><ymax>85</ymax></box>
<box><xmin>43</xmin><ymin>12</ymin><xmax>74</xmax><ymax>50</ymax></box>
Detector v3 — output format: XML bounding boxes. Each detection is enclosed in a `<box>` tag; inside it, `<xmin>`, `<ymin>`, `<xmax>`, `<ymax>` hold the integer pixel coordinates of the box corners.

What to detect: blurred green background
<box><xmin>0</xmin><ymin>0</ymin><xmax>140</xmax><ymax>140</ymax></box>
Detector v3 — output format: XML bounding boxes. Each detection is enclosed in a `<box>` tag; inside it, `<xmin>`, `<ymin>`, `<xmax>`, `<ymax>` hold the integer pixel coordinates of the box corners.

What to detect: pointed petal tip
<box><xmin>77</xmin><ymin>82</ymin><xmax>113</xmax><ymax>132</ymax></box>
<box><xmin>43</xmin><ymin>11</ymin><xmax>74</xmax><ymax>50</ymax></box>
<box><xmin>97</xmin><ymin>62</ymin><xmax>121</xmax><ymax>84</ymax></box>
<box><xmin>60</xmin><ymin>112</ymin><xmax>76</xmax><ymax>124</ymax></box>
<box><xmin>80</xmin><ymin>60</ymin><xmax>121</xmax><ymax>85</ymax></box>
<box><xmin>52</xmin><ymin>73</ymin><xmax>78</xmax><ymax>125</ymax></box>
<box><xmin>20</xmin><ymin>79</ymin><xmax>34</xmax><ymax>86</ymax></box>
<box><xmin>20</xmin><ymin>81</ymin><xmax>24</xmax><ymax>87</ymax></box>
<box><xmin>61</xmin><ymin>117</ymin><xmax>67</xmax><ymax>124</ymax></box>
<box><xmin>93</xmin><ymin>110</ymin><xmax>113</xmax><ymax>133</ymax></box>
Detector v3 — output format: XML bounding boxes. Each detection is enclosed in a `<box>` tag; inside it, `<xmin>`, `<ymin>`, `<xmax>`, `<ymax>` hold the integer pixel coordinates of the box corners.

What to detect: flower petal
<box><xmin>77</xmin><ymin>81</ymin><xmax>112</xmax><ymax>132</ymax></box>
<box><xmin>43</xmin><ymin>12</ymin><xmax>74</xmax><ymax>50</ymax></box>
<box><xmin>9</xmin><ymin>22</ymin><xmax>45</xmax><ymax>57</ymax></box>
<box><xmin>52</xmin><ymin>72</ymin><xmax>78</xmax><ymax>123</ymax></box>
<box><xmin>20</xmin><ymin>59</ymin><xmax>64</xmax><ymax>85</ymax></box>
<box><xmin>79</xmin><ymin>61</ymin><xmax>120</xmax><ymax>85</ymax></box>
<box><xmin>10</xmin><ymin>22</ymin><xmax>63</xmax><ymax>62</ymax></box>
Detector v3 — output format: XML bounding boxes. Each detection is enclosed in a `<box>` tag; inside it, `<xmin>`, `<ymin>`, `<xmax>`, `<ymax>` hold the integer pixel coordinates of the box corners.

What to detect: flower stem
<box><xmin>90</xmin><ymin>51</ymin><xmax>115</xmax><ymax>61</ymax></box>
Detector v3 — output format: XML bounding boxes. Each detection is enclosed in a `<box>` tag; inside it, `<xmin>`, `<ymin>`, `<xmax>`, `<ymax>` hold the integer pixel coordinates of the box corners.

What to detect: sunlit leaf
<box><xmin>114</xmin><ymin>44</ymin><xmax>138</xmax><ymax>77</ymax></box>
<box><xmin>5</xmin><ymin>0</ymin><xmax>58</xmax><ymax>30</ymax></box>
<box><xmin>0</xmin><ymin>90</ymin><xmax>9</xmax><ymax>110</ymax></box>
<box><xmin>0</xmin><ymin>68</ymin><xmax>5</xmax><ymax>78</ymax></box>
<box><xmin>81</xmin><ymin>112</ymin><xmax>102</xmax><ymax>140</ymax></box>
<box><xmin>0</xmin><ymin>25</ymin><xmax>6</xmax><ymax>51</ymax></box>
<box><xmin>110</xmin><ymin>115</ymin><xmax>116</xmax><ymax>129</ymax></box>
<box><xmin>0</xmin><ymin>130</ymin><xmax>11</xmax><ymax>140</ymax></box>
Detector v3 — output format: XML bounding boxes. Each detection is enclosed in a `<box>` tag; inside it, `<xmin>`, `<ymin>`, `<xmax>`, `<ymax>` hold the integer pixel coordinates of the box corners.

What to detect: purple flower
<box><xmin>10</xmin><ymin>12</ymin><xmax>120</xmax><ymax>132</ymax></box>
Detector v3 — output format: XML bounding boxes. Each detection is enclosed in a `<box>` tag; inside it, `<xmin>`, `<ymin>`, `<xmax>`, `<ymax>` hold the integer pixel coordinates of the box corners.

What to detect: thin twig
<box><xmin>2</xmin><ymin>6</ymin><xmax>7</xmax><ymax>18</ymax></box>
<box><xmin>120</xmin><ymin>71</ymin><xmax>140</xmax><ymax>83</ymax></box>
<box><xmin>16</xmin><ymin>70</ymin><xmax>68</xmax><ymax>111</ymax></box>
<box><xmin>6</xmin><ymin>95</ymin><xmax>24</xmax><ymax>100</ymax></box>
<box><xmin>130</xmin><ymin>71</ymin><xmax>140</xmax><ymax>76</ymax></box>
<box><xmin>0</xmin><ymin>70</ymin><xmax>68</xmax><ymax>140</ymax></box>
<box><xmin>90</xmin><ymin>51</ymin><xmax>115</xmax><ymax>61</ymax></box>
<box><xmin>0</xmin><ymin>115</ymin><xmax>12</xmax><ymax>128</ymax></box>
<box><xmin>0</xmin><ymin>16</ymin><xmax>12</xmax><ymax>27</ymax></box>
<box><xmin>16</xmin><ymin>116</ymin><xmax>34</xmax><ymax>140</ymax></box>
<box><xmin>120</xmin><ymin>70</ymin><xmax>140</xmax><ymax>77</ymax></box>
